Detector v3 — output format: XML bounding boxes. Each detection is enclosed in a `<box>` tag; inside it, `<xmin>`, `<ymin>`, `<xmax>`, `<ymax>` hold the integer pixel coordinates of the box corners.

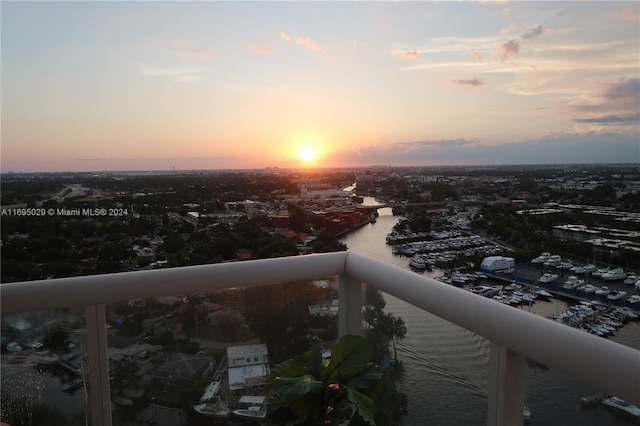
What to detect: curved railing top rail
<box><xmin>2</xmin><ymin>251</ymin><xmax>639</xmax><ymax>405</ymax></box>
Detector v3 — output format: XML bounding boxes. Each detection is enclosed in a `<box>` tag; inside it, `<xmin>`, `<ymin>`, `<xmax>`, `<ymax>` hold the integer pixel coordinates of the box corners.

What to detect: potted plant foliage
<box><xmin>266</xmin><ymin>335</ymin><xmax>386</xmax><ymax>425</ymax></box>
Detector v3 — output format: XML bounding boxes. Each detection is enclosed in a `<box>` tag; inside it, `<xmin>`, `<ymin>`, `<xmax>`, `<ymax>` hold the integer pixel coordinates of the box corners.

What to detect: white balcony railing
<box><xmin>2</xmin><ymin>251</ymin><xmax>639</xmax><ymax>426</ymax></box>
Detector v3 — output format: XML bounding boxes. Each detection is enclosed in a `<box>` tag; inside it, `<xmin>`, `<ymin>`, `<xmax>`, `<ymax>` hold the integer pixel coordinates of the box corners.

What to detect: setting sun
<box><xmin>299</xmin><ymin>146</ymin><xmax>318</xmax><ymax>164</ymax></box>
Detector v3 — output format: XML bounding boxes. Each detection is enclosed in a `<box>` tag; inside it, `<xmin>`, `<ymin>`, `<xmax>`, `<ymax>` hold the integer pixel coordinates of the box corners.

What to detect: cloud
<box><xmin>280</xmin><ymin>32</ymin><xmax>292</xmax><ymax>41</ymax></box>
<box><xmin>603</xmin><ymin>78</ymin><xmax>640</xmax><ymax>108</ymax></box>
<box><xmin>616</xmin><ymin>3</ymin><xmax>640</xmax><ymax>21</ymax></box>
<box><xmin>325</xmin><ymin>133</ymin><xmax>639</xmax><ymax>166</ymax></box>
<box><xmin>471</xmin><ymin>51</ymin><xmax>482</xmax><ymax>61</ymax></box>
<box><xmin>179</xmin><ymin>47</ymin><xmax>214</xmax><ymax>60</ymax></box>
<box><xmin>547</xmin><ymin>7</ymin><xmax>567</xmax><ymax>16</ymax></box>
<box><xmin>452</xmin><ymin>78</ymin><xmax>483</xmax><ymax>87</ymax></box>
<box><xmin>573</xmin><ymin>114</ymin><xmax>640</xmax><ymax>125</ymax></box>
<box><xmin>395</xmin><ymin>50</ymin><xmax>420</xmax><ymax>60</ymax></box>
<box><xmin>522</xmin><ymin>24</ymin><xmax>549</xmax><ymax>40</ymax></box>
<box><xmin>500</xmin><ymin>24</ymin><xmax>517</xmax><ymax>35</ymax></box>
<box><xmin>251</xmin><ymin>43</ymin><xmax>274</xmax><ymax>55</ymax></box>
<box><xmin>137</xmin><ymin>64</ymin><xmax>202</xmax><ymax>82</ymax></box>
<box><xmin>499</xmin><ymin>39</ymin><xmax>520</xmax><ymax>61</ymax></box>
<box><xmin>295</xmin><ymin>36</ymin><xmax>324</xmax><ymax>52</ymax></box>
<box><xmin>570</xmin><ymin>78</ymin><xmax>640</xmax><ymax>115</ymax></box>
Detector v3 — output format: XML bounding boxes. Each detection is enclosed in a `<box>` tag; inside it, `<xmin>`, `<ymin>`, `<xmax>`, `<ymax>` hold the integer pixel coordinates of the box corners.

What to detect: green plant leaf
<box><xmin>273</xmin><ymin>375</ymin><xmax>323</xmax><ymax>399</ymax></box>
<box><xmin>324</xmin><ymin>335</ymin><xmax>373</xmax><ymax>382</ymax></box>
<box><xmin>274</xmin><ymin>358</ymin><xmax>311</xmax><ymax>378</ymax></box>
<box><xmin>345</xmin><ymin>386</ymin><xmax>377</xmax><ymax>425</ymax></box>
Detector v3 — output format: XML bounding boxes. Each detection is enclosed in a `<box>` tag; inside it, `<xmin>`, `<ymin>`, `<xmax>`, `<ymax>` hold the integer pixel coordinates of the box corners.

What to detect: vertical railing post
<box><xmin>487</xmin><ymin>342</ymin><xmax>526</xmax><ymax>426</ymax></box>
<box><xmin>85</xmin><ymin>304</ymin><xmax>112</xmax><ymax>426</ymax></box>
<box><xmin>338</xmin><ymin>273</ymin><xmax>363</xmax><ymax>337</ymax></box>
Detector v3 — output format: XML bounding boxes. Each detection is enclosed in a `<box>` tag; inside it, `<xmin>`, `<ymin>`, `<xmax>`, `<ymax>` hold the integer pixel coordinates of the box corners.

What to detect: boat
<box><xmin>538</xmin><ymin>273</ymin><xmax>558</xmax><ymax>283</ymax></box>
<box><xmin>595</xmin><ymin>286</ymin><xmax>610</xmax><ymax>296</ymax></box>
<box><xmin>613</xmin><ymin>307</ymin><xmax>639</xmax><ymax>320</ymax></box>
<box><xmin>199</xmin><ymin>380</ymin><xmax>222</xmax><ymax>403</ymax></box>
<box><xmin>563</xmin><ymin>276</ymin><xmax>584</xmax><ymax>289</ymax></box>
<box><xmin>556</xmin><ymin>260</ymin><xmax>574</xmax><ymax>270</ymax></box>
<box><xmin>628</xmin><ymin>295</ymin><xmax>640</xmax><ymax>304</ymax></box>
<box><xmin>601</xmin><ymin>268</ymin><xmax>627</xmax><ymax>281</ymax></box>
<box><xmin>579</xmin><ymin>284</ymin><xmax>598</xmax><ymax>294</ymax></box>
<box><xmin>601</xmin><ymin>396</ymin><xmax>640</xmax><ymax>421</ymax></box>
<box><xmin>531</xmin><ymin>252</ymin><xmax>551</xmax><ymax>264</ymax></box>
<box><xmin>194</xmin><ymin>401</ymin><xmax>230</xmax><ymax>417</ymax></box>
<box><xmin>574</xmin><ymin>264</ymin><xmax>597</xmax><ymax>274</ymax></box>
<box><xmin>532</xmin><ymin>288</ymin><xmax>553</xmax><ymax>299</ymax></box>
<box><xmin>607</xmin><ymin>290</ymin><xmax>626</xmax><ymax>300</ymax></box>
<box><xmin>408</xmin><ymin>255</ymin><xmax>428</xmax><ymax>270</ymax></box>
<box><xmin>232</xmin><ymin>407</ymin><xmax>267</xmax><ymax>420</ymax></box>
<box><xmin>543</xmin><ymin>255</ymin><xmax>562</xmax><ymax>267</ymax></box>
<box><xmin>592</xmin><ymin>267</ymin><xmax>610</xmax><ymax>277</ymax></box>
<box><xmin>623</xmin><ymin>275</ymin><xmax>638</xmax><ymax>285</ymax></box>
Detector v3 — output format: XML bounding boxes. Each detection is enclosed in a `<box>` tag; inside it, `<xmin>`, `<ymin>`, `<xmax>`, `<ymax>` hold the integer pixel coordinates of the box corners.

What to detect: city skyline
<box><xmin>2</xmin><ymin>1</ymin><xmax>639</xmax><ymax>172</ymax></box>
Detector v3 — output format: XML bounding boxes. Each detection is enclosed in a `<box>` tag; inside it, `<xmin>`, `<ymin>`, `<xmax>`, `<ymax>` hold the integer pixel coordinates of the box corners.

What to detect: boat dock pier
<box><xmin>480</xmin><ymin>264</ymin><xmax>640</xmax><ymax>314</ymax></box>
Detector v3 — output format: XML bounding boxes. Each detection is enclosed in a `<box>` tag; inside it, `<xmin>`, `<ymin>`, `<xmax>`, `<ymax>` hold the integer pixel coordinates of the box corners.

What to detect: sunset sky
<box><xmin>2</xmin><ymin>1</ymin><xmax>639</xmax><ymax>172</ymax></box>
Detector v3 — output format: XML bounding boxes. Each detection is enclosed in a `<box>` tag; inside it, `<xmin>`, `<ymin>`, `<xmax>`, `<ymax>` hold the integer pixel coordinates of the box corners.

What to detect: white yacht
<box><xmin>628</xmin><ymin>294</ymin><xmax>640</xmax><ymax>304</ymax></box>
<box><xmin>606</xmin><ymin>290</ymin><xmax>626</xmax><ymax>300</ymax></box>
<box><xmin>556</xmin><ymin>260</ymin><xmax>574</xmax><ymax>270</ymax></box>
<box><xmin>602</xmin><ymin>268</ymin><xmax>627</xmax><ymax>281</ymax></box>
<box><xmin>595</xmin><ymin>286</ymin><xmax>610</xmax><ymax>296</ymax></box>
<box><xmin>531</xmin><ymin>252</ymin><xmax>551</xmax><ymax>264</ymax></box>
<box><xmin>601</xmin><ymin>397</ymin><xmax>640</xmax><ymax>421</ymax></box>
<box><xmin>538</xmin><ymin>273</ymin><xmax>558</xmax><ymax>283</ymax></box>
<box><xmin>543</xmin><ymin>255</ymin><xmax>562</xmax><ymax>267</ymax></box>
<box><xmin>623</xmin><ymin>275</ymin><xmax>638</xmax><ymax>285</ymax></box>
<box><xmin>592</xmin><ymin>267</ymin><xmax>610</xmax><ymax>277</ymax></box>
<box><xmin>233</xmin><ymin>407</ymin><xmax>267</xmax><ymax>420</ymax></box>
<box><xmin>563</xmin><ymin>276</ymin><xmax>584</xmax><ymax>289</ymax></box>
<box><xmin>579</xmin><ymin>284</ymin><xmax>598</xmax><ymax>294</ymax></box>
<box><xmin>574</xmin><ymin>264</ymin><xmax>597</xmax><ymax>274</ymax></box>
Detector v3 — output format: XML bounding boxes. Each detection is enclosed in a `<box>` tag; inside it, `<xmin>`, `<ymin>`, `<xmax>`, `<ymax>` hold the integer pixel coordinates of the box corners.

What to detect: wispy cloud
<box><xmin>393</xmin><ymin>49</ymin><xmax>420</xmax><ymax>60</ymax></box>
<box><xmin>452</xmin><ymin>78</ymin><xmax>483</xmax><ymax>87</ymax></box>
<box><xmin>179</xmin><ymin>47</ymin><xmax>214</xmax><ymax>60</ymax></box>
<box><xmin>547</xmin><ymin>6</ymin><xmax>567</xmax><ymax>16</ymax></box>
<box><xmin>571</xmin><ymin>78</ymin><xmax>640</xmax><ymax>127</ymax></box>
<box><xmin>137</xmin><ymin>64</ymin><xmax>202</xmax><ymax>82</ymax></box>
<box><xmin>500</xmin><ymin>24</ymin><xmax>517</xmax><ymax>36</ymax></box>
<box><xmin>522</xmin><ymin>24</ymin><xmax>549</xmax><ymax>40</ymax></box>
<box><xmin>499</xmin><ymin>39</ymin><xmax>520</xmax><ymax>61</ymax></box>
<box><xmin>295</xmin><ymin>36</ymin><xmax>324</xmax><ymax>52</ymax></box>
<box><xmin>573</xmin><ymin>114</ymin><xmax>640</xmax><ymax>125</ymax></box>
<box><xmin>251</xmin><ymin>43</ymin><xmax>274</xmax><ymax>55</ymax></box>
<box><xmin>616</xmin><ymin>3</ymin><xmax>640</xmax><ymax>21</ymax></box>
<box><xmin>280</xmin><ymin>32</ymin><xmax>292</xmax><ymax>41</ymax></box>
